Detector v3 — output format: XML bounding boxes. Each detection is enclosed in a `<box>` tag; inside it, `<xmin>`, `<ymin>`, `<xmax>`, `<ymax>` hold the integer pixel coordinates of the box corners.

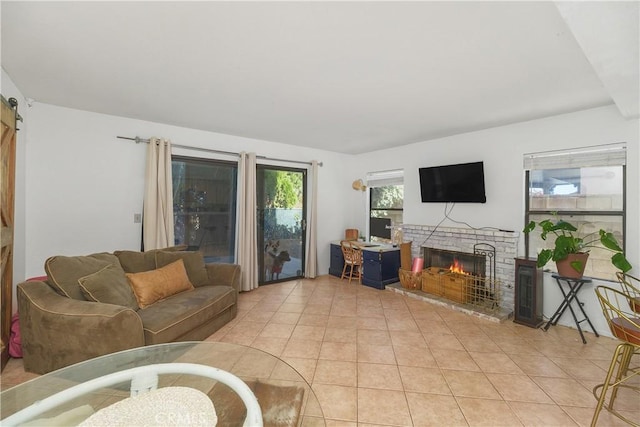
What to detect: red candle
<box><xmin>412</xmin><ymin>257</ymin><xmax>424</xmax><ymax>273</ymax></box>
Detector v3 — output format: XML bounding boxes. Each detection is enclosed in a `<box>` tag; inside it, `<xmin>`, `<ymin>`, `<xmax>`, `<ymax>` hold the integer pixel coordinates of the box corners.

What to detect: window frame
<box><xmin>523</xmin><ymin>143</ymin><xmax>627</xmax><ymax>281</ymax></box>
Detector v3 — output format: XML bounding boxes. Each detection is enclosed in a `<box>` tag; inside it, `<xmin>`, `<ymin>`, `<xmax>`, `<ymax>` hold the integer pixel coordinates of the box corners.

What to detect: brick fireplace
<box><xmin>392</xmin><ymin>225</ymin><xmax>519</xmax><ymax>320</ymax></box>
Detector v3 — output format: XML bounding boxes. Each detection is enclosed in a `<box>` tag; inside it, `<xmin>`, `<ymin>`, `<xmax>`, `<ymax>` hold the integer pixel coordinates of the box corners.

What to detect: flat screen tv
<box><xmin>419</xmin><ymin>161</ymin><xmax>486</xmax><ymax>203</ymax></box>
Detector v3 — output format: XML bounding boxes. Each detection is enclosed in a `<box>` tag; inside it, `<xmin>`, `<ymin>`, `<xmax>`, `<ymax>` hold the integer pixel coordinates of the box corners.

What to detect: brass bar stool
<box><xmin>617</xmin><ymin>272</ymin><xmax>640</xmax><ymax>313</ymax></box>
<box><xmin>591</xmin><ymin>286</ymin><xmax>640</xmax><ymax>427</ymax></box>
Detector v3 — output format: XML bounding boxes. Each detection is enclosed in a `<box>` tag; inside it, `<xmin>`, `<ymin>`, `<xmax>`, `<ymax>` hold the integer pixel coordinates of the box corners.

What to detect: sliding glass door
<box><xmin>172</xmin><ymin>156</ymin><xmax>237</xmax><ymax>263</ymax></box>
<box><xmin>257</xmin><ymin>165</ymin><xmax>307</xmax><ymax>284</ymax></box>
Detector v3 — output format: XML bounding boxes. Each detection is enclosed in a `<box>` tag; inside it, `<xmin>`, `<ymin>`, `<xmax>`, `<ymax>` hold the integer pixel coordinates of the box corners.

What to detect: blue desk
<box><xmin>329</xmin><ymin>242</ymin><xmax>400</xmax><ymax>289</ymax></box>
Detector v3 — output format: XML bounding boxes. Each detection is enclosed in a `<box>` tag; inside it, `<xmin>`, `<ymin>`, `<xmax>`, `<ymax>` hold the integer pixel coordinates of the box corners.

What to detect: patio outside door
<box><xmin>257</xmin><ymin>165</ymin><xmax>307</xmax><ymax>285</ymax></box>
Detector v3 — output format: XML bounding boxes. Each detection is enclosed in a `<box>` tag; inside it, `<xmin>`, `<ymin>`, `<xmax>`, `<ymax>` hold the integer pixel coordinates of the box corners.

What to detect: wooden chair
<box><xmin>591</xmin><ymin>286</ymin><xmax>640</xmax><ymax>427</ymax></box>
<box><xmin>340</xmin><ymin>240</ymin><xmax>363</xmax><ymax>284</ymax></box>
<box><xmin>616</xmin><ymin>272</ymin><xmax>640</xmax><ymax>313</ymax></box>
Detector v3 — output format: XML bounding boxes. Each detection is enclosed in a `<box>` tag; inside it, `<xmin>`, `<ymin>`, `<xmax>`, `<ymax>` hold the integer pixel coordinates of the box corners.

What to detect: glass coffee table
<box><xmin>1</xmin><ymin>342</ymin><xmax>325</xmax><ymax>426</ymax></box>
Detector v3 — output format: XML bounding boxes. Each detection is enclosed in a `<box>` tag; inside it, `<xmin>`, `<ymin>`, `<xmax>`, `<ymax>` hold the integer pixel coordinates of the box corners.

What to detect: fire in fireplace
<box><xmin>423</xmin><ymin>247</ymin><xmax>486</xmax><ymax>277</ymax></box>
<box><xmin>422</xmin><ymin>244</ymin><xmax>499</xmax><ymax>309</ymax></box>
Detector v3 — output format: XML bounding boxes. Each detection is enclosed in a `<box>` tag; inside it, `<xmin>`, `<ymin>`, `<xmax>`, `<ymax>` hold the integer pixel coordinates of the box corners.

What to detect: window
<box><xmin>367</xmin><ymin>170</ymin><xmax>404</xmax><ymax>244</ymax></box>
<box><xmin>172</xmin><ymin>156</ymin><xmax>237</xmax><ymax>263</ymax></box>
<box><xmin>524</xmin><ymin>144</ymin><xmax>626</xmax><ymax>281</ymax></box>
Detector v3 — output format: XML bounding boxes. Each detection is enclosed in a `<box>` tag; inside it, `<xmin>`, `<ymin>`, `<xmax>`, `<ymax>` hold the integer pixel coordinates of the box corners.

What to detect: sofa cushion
<box><xmin>78</xmin><ymin>264</ymin><xmax>139</xmax><ymax>311</ymax></box>
<box><xmin>45</xmin><ymin>253</ymin><xmax>121</xmax><ymax>301</ymax></box>
<box><xmin>114</xmin><ymin>245</ymin><xmax>187</xmax><ymax>273</ymax></box>
<box><xmin>156</xmin><ymin>251</ymin><xmax>209</xmax><ymax>287</ymax></box>
<box><xmin>114</xmin><ymin>251</ymin><xmax>156</xmax><ymax>274</ymax></box>
<box><xmin>137</xmin><ymin>285</ymin><xmax>236</xmax><ymax>345</ymax></box>
<box><xmin>126</xmin><ymin>259</ymin><xmax>194</xmax><ymax>309</ymax></box>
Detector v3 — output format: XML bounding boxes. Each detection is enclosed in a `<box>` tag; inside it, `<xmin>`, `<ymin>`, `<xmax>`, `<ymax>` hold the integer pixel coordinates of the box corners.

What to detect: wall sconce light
<box><xmin>352</xmin><ymin>179</ymin><xmax>367</xmax><ymax>192</ymax></box>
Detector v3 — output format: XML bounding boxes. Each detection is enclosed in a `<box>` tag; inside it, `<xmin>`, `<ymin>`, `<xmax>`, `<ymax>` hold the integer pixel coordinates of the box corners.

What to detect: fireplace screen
<box><xmin>422</xmin><ymin>244</ymin><xmax>500</xmax><ymax>311</ymax></box>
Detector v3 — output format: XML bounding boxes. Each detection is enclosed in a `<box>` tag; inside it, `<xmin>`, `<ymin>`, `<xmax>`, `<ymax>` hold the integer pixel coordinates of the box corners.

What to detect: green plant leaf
<box><xmin>523</xmin><ymin>221</ymin><xmax>536</xmax><ymax>234</ymax></box>
<box><xmin>538</xmin><ymin>219</ymin><xmax>554</xmax><ymax>240</ymax></box>
<box><xmin>537</xmin><ymin>249</ymin><xmax>552</xmax><ymax>268</ymax></box>
<box><xmin>539</xmin><ymin>219</ymin><xmax>554</xmax><ymax>229</ymax></box>
<box><xmin>551</xmin><ymin>220</ymin><xmax>578</xmax><ymax>233</ymax></box>
<box><xmin>599</xmin><ymin>230</ymin><xmax>623</xmax><ymax>252</ymax></box>
<box><xmin>569</xmin><ymin>260</ymin><xmax>585</xmax><ymax>273</ymax></box>
<box><xmin>612</xmin><ymin>253</ymin><xmax>633</xmax><ymax>273</ymax></box>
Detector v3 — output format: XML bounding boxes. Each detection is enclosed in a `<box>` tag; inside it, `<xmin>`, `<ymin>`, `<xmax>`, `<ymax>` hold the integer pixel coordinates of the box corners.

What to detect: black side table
<box><xmin>543</xmin><ymin>274</ymin><xmax>599</xmax><ymax>344</ymax></box>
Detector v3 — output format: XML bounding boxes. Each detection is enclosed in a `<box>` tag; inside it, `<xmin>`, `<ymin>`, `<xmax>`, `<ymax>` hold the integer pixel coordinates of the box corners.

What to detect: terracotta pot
<box><xmin>556</xmin><ymin>253</ymin><xmax>589</xmax><ymax>279</ymax></box>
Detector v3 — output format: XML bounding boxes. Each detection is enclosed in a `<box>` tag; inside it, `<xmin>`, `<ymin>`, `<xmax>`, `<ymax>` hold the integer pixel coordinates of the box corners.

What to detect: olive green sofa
<box><xmin>17</xmin><ymin>248</ymin><xmax>240</xmax><ymax>374</ymax></box>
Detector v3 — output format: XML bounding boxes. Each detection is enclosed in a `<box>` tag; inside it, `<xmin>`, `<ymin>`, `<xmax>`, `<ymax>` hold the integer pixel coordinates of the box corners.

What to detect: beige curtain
<box><xmin>143</xmin><ymin>137</ymin><xmax>174</xmax><ymax>250</ymax></box>
<box><xmin>236</xmin><ymin>152</ymin><xmax>258</xmax><ymax>291</ymax></box>
<box><xmin>305</xmin><ymin>160</ymin><xmax>319</xmax><ymax>278</ymax></box>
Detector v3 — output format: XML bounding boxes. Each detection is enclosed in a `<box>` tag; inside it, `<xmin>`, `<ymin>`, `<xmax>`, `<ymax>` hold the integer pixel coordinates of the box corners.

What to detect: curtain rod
<box><xmin>117</xmin><ymin>136</ymin><xmax>323</xmax><ymax>167</ymax></box>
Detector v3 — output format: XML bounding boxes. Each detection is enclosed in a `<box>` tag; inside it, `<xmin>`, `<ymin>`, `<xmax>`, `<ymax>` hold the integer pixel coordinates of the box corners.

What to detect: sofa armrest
<box><xmin>205</xmin><ymin>263</ymin><xmax>241</xmax><ymax>293</ymax></box>
<box><xmin>17</xmin><ymin>280</ymin><xmax>145</xmax><ymax>374</ymax></box>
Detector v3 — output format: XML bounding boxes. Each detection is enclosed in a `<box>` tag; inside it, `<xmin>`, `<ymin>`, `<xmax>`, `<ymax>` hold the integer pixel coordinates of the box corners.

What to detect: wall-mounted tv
<box><xmin>419</xmin><ymin>161</ymin><xmax>486</xmax><ymax>203</ymax></box>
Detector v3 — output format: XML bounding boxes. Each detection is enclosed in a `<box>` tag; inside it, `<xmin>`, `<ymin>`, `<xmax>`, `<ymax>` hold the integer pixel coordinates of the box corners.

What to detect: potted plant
<box><xmin>523</xmin><ymin>216</ymin><xmax>632</xmax><ymax>279</ymax></box>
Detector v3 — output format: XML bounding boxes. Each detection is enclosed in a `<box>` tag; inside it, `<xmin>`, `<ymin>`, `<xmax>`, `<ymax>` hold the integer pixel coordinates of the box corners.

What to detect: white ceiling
<box><xmin>1</xmin><ymin>1</ymin><xmax>638</xmax><ymax>154</ymax></box>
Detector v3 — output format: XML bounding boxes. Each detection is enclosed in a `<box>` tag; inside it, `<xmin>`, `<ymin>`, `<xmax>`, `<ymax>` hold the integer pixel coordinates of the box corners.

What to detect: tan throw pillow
<box><xmin>114</xmin><ymin>245</ymin><xmax>188</xmax><ymax>273</ymax></box>
<box><xmin>155</xmin><ymin>251</ymin><xmax>209</xmax><ymax>287</ymax></box>
<box><xmin>45</xmin><ymin>253</ymin><xmax>121</xmax><ymax>300</ymax></box>
<box><xmin>126</xmin><ymin>259</ymin><xmax>194</xmax><ymax>309</ymax></box>
<box><xmin>78</xmin><ymin>264</ymin><xmax>139</xmax><ymax>311</ymax></box>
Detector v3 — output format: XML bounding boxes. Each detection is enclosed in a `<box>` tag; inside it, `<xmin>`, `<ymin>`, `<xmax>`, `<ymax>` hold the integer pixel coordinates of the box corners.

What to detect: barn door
<box><xmin>1</xmin><ymin>96</ymin><xmax>18</xmax><ymax>371</ymax></box>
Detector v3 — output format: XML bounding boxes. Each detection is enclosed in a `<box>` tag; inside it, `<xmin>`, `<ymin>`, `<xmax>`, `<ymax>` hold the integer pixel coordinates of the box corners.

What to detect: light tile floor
<box><xmin>2</xmin><ymin>275</ymin><xmax>639</xmax><ymax>426</ymax></box>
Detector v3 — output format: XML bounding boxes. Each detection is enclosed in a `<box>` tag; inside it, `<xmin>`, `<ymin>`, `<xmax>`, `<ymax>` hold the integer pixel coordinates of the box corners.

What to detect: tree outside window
<box><xmin>370</xmin><ymin>185</ymin><xmax>403</xmax><ymax>243</ymax></box>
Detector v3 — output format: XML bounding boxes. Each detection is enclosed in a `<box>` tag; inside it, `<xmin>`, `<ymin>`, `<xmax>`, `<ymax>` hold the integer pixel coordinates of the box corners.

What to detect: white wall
<box><xmin>353</xmin><ymin>104</ymin><xmax>639</xmax><ymax>336</ymax></box>
<box><xmin>1</xmin><ymin>69</ymin><xmax>29</xmax><ymax>311</ymax></box>
<box><xmin>21</xmin><ymin>102</ymin><xmax>355</xmax><ymax>282</ymax></box>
